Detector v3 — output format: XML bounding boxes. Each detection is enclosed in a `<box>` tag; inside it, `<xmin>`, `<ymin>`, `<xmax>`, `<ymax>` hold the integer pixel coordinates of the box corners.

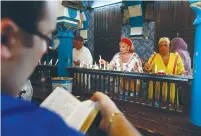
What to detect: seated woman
<box><xmin>100</xmin><ymin>37</ymin><xmax>143</xmax><ymax>100</ymax></box>
<box><xmin>171</xmin><ymin>37</ymin><xmax>192</xmax><ymax>76</ymax></box>
<box><xmin>144</xmin><ymin>37</ymin><xmax>185</xmax><ymax>107</ymax></box>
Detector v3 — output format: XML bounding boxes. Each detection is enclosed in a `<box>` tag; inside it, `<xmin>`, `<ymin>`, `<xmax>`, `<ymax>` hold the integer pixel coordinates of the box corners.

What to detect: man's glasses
<box><xmin>34</xmin><ymin>31</ymin><xmax>60</xmax><ymax>50</ymax></box>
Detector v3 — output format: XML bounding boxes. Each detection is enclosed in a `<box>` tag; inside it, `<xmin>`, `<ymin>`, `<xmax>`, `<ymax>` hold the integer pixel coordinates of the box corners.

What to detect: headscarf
<box><xmin>121</xmin><ymin>37</ymin><xmax>134</xmax><ymax>53</ymax></box>
<box><xmin>171</xmin><ymin>37</ymin><xmax>191</xmax><ymax>75</ymax></box>
<box><xmin>158</xmin><ymin>37</ymin><xmax>170</xmax><ymax>46</ymax></box>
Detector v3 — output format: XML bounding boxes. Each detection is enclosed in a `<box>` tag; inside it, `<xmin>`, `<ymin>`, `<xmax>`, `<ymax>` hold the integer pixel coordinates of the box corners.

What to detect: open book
<box><xmin>40</xmin><ymin>87</ymin><xmax>100</xmax><ymax>133</ymax></box>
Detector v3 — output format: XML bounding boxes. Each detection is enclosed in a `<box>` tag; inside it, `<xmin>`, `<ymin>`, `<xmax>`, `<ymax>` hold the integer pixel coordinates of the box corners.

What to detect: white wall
<box><xmin>57</xmin><ymin>5</ymin><xmax>81</xmax><ymax>21</ymax></box>
<box><xmin>92</xmin><ymin>0</ymin><xmax>122</xmax><ymax>8</ymax></box>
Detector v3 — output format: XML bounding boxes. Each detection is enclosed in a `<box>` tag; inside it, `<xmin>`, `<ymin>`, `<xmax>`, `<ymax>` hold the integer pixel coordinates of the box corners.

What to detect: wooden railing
<box><xmin>30</xmin><ymin>65</ymin><xmax>58</xmax><ymax>103</ymax></box>
<box><xmin>67</xmin><ymin>67</ymin><xmax>193</xmax><ymax>113</ymax></box>
<box><xmin>29</xmin><ymin>66</ymin><xmax>200</xmax><ymax>135</ymax></box>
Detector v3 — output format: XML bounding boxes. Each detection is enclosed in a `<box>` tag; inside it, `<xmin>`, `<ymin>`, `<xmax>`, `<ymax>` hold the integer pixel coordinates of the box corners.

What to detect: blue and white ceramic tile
<box><xmin>121</xmin><ymin>24</ymin><xmax>131</xmax><ymax>38</ymax></box>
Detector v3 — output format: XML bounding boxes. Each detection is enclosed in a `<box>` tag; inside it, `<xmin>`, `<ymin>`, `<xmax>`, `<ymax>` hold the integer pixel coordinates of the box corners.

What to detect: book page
<box><xmin>40</xmin><ymin>87</ymin><xmax>81</xmax><ymax>123</ymax></box>
<box><xmin>66</xmin><ymin>100</ymin><xmax>100</xmax><ymax>132</ymax></box>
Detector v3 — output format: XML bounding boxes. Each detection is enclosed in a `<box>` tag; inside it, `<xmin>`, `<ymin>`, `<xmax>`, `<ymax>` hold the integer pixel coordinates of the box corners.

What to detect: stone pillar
<box><xmin>190</xmin><ymin>1</ymin><xmax>201</xmax><ymax>127</ymax></box>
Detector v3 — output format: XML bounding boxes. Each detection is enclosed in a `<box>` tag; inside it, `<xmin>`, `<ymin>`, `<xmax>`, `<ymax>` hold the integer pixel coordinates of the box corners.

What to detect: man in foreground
<box><xmin>1</xmin><ymin>1</ymin><xmax>141</xmax><ymax>136</ymax></box>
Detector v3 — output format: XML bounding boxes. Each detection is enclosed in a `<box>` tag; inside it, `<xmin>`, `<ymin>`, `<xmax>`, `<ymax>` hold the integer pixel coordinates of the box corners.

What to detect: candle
<box><xmin>79</xmin><ymin>61</ymin><xmax>82</xmax><ymax>68</ymax></box>
<box><xmin>155</xmin><ymin>65</ymin><xmax>157</xmax><ymax>73</ymax></box>
<box><xmin>39</xmin><ymin>60</ymin><xmax>41</xmax><ymax>65</ymax></box>
<box><xmin>55</xmin><ymin>59</ymin><xmax>58</xmax><ymax>65</ymax></box>
<box><xmin>99</xmin><ymin>55</ymin><xmax>101</xmax><ymax>69</ymax></box>
<box><xmin>107</xmin><ymin>63</ymin><xmax>110</xmax><ymax>70</ymax></box>
<box><xmin>94</xmin><ymin>62</ymin><xmax>97</xmax><ymax>69</ymax></box>
<box><xmin>104</xmin><ymin>61</ymin><xmax>106</xmax><ymax>70</ymax></box>
<box><xmin>44</xmin><ymin>61</ymin><xmax>46</xmax><ymax>65</ymax></box>
<box><xmin>95</xmin><ymin>62</ymin><xmax>98</xmax><ymax>69</ymax></box>
<box><xmin>82</xmin><ymin>61</ymin><xmax>85</xmax><ymax>68</ymax></box>
<box><xmin>49</xmin><ymin>59</ymin><xmax>52</xmax><ymax>65</ymax></box>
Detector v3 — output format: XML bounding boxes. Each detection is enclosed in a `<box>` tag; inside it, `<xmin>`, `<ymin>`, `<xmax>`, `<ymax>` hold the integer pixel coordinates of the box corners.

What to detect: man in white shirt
<box><xmin>73</xmin><ymin>35</ymin><xmax>93</xmax><ymax>67</ymax></box>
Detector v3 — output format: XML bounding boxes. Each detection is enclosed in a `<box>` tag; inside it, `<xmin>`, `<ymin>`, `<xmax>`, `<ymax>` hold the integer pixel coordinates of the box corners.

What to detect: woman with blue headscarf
<box><xmin>171</xmin><ymin>37</ymin><xmax>192</xmax><ymax>76</ymax></box>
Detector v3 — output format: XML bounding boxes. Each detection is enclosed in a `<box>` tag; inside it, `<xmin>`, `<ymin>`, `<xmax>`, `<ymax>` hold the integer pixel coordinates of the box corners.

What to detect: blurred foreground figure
<box><xmin>1</xmin><ymin>1</ymin><xmax>141</xmax><ymax>136</ymax></box>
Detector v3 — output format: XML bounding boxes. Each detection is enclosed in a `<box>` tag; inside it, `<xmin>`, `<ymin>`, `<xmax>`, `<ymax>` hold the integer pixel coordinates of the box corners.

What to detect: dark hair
<box><xmin>1</xmin><ymin>1</ymin><xmax>45</xmax><ymax>33</ymax></box>
<box><xmin>73</xmin><ymin>35</ymin><xmax>84</xmax><ymax>42</ymax></box>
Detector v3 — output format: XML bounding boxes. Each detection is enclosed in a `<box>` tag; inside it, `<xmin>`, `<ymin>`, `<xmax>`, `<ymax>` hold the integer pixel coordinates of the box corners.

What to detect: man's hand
<box><xmin>99</xmin><ymin>59</ymin><xmax>106</xmax><ymax>64</ymax></box>
<box><xmin>91</xmin><ymin>92</ymin><xmax>120</xmax><ymax>131</ymax></box>
<box><xmin>73</xmin><ymin>60</ymin><xmax>80</xmax><ymax>66</ymax></box>
<box><xmin>144</xmin><ymin>63</ymin><xmax>152</xmax><ymax>72</ymax></box>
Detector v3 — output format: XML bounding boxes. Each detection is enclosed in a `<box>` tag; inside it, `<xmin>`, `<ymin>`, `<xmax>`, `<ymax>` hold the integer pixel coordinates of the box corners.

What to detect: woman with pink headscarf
<box><xmin>171</xmin><ymin>37</ymin><xmax>192</xmax><ymax>76</ymax></box>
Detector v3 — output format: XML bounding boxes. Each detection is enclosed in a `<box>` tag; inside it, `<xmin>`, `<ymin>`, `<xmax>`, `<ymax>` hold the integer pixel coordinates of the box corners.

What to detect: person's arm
<box><xmin>138</xmin><ymin>58</ymin><xmax>143</xmax><ymax>73</ymax></box>
<box><xmin>144</xmin><ymin>53</ymin><xmax>156</xmax><ymax>72</ymax></box>
<box><xmin>87</xmin><ymin>49</ymin><xmax>93</xmax><ymax>65</ymax></box>
<box><xmin>109</xmin><ymin>53</ymin><xmax>119</xmax><ymax>70</ymax></box>
<box><xmin>83</xmin><ymin>48</ymin><xmax>93</xmax><ymax>65</ymax></box>
<box><xmin>91</xmin><ymin>92</ymin><xmax>141</xmax><ymax>136</ymax></box>
<box><xmin>177</xmin><ymin>51</ymin><xmax>192</xmax><ymax>76</ymax></box>
<box><xmin>72</xmin><ymin>49</ymin><xmax>79</xmax><ymax>66</ymax></box>
<box><xmin>73</xmin><ymin>61</ymin><xmax>80</xmax><ymax>66</ymax></box>
<box><xmin>132</xmin><ymin>56</ymin><xmax>143</xmax><ymax>73</ymax></box>
<box><xmin>176</xmin><ymin>55</ymin><xmax>185</xmax><ymax>75</ymax></box>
